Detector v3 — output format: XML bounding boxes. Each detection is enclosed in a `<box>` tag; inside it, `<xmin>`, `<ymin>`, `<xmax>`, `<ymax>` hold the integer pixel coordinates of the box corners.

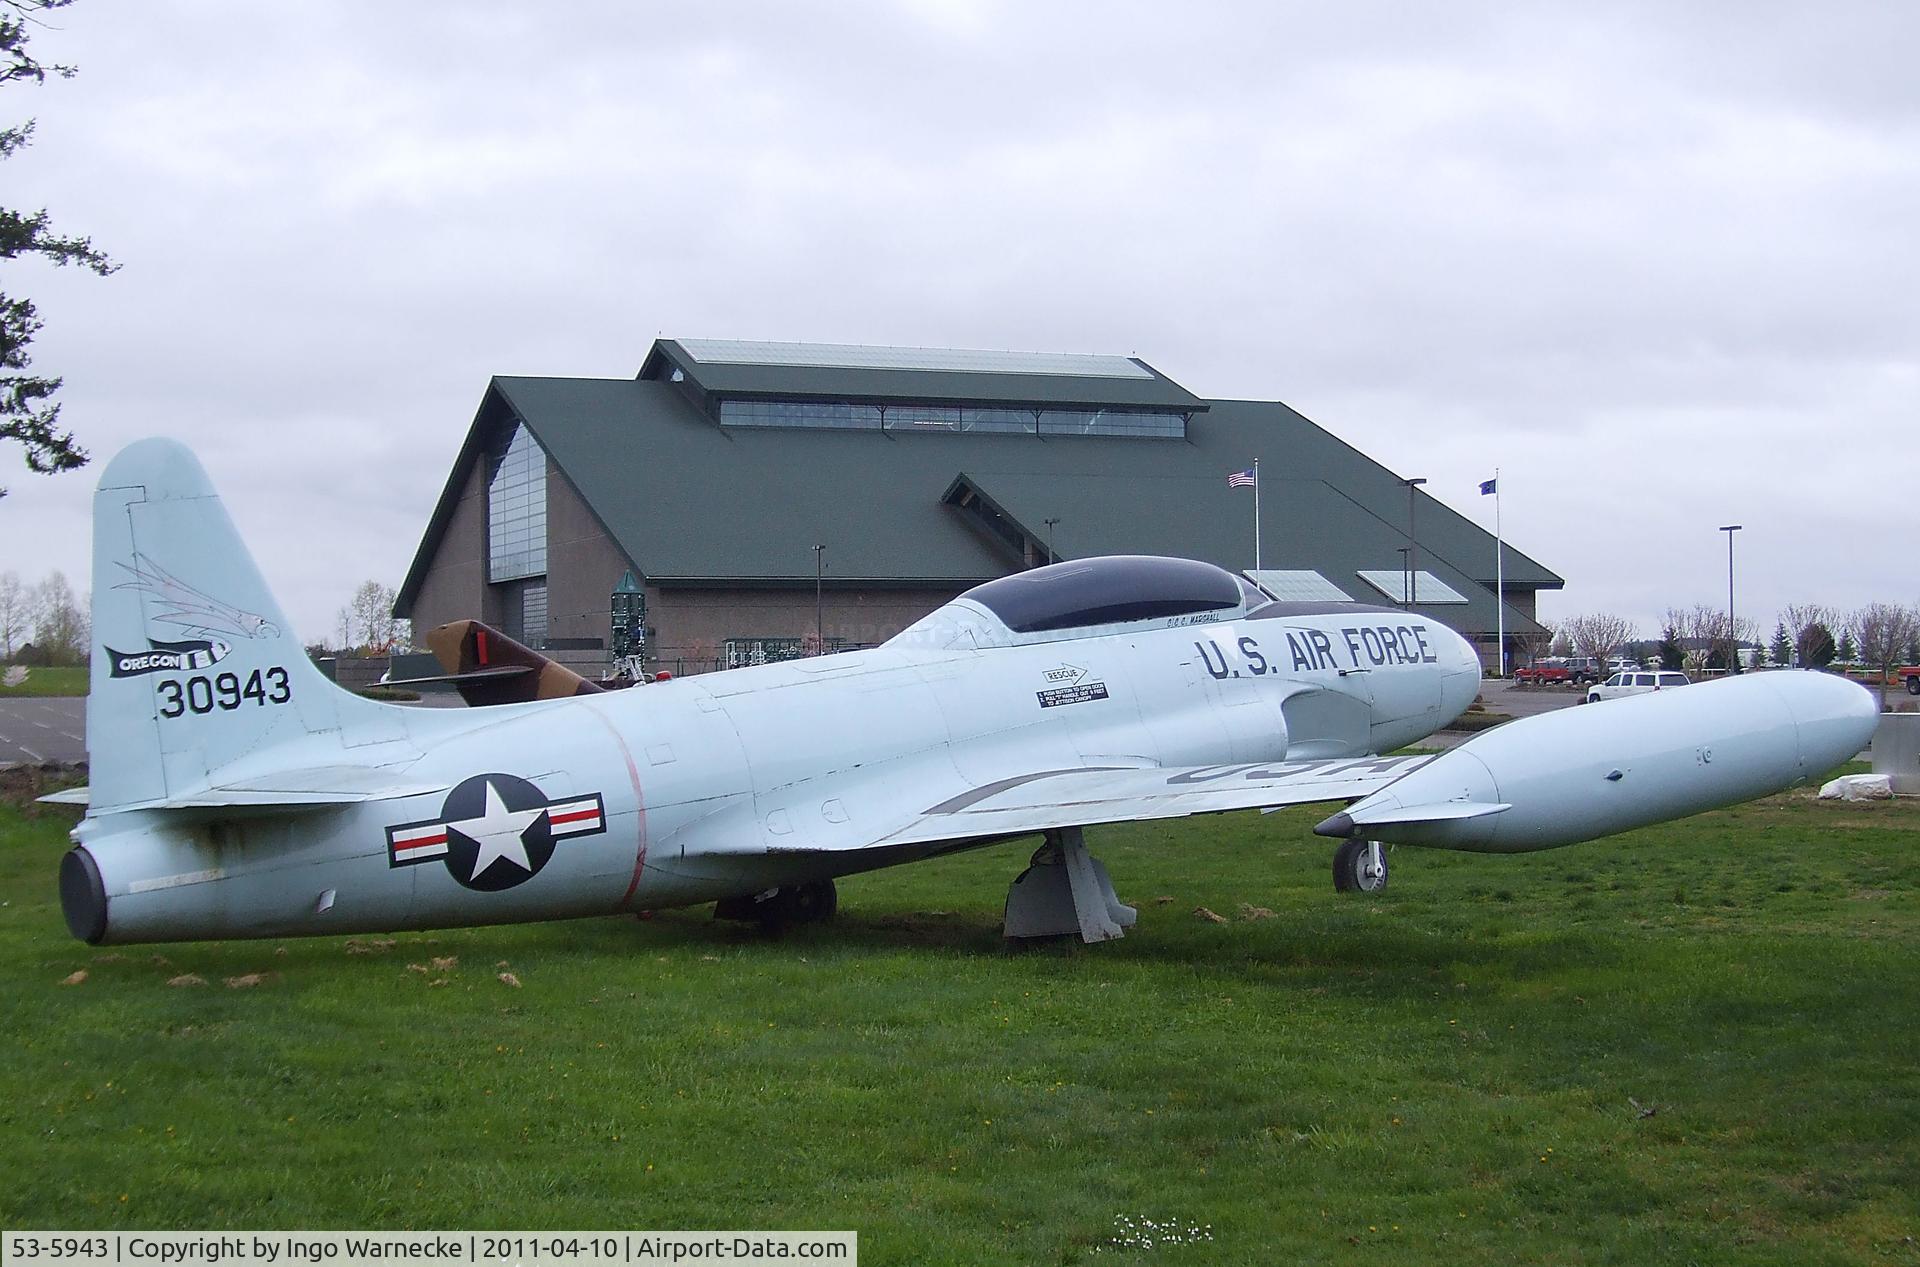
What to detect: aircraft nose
<box><xmin>1440</xmin><ymin>627</ymin><xmax>1482</xmax><ymax>720</ymax></box>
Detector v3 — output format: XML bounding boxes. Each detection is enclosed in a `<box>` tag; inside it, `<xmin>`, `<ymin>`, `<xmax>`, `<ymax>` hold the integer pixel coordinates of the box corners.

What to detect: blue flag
<box><xmin>1479</xmin><ymin>478</ymin><xmax>1497</xmax><ymax>495</ymax></box>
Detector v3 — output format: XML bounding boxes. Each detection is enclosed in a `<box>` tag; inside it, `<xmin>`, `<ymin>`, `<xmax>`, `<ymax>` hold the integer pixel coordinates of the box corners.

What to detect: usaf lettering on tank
<box><xmin>386</xmin><ymin>773</ymin><xmax>607</xmax><ymax>892</ymax></box>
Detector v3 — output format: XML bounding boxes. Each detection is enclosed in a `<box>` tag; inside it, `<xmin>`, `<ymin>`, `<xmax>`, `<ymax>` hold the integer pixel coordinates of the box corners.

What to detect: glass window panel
<box><xmin>522</xmin><ymin>583</ymin><xmax>548</xmax><ymax>648</ymax></box>
<box><xmin>488</xmin><ymin>423</ymin><xmax>548</xmax><ymax>582</ymax></box>
<box><xmin>1354</xmin><ymin>570</ymin><xmax>1471</xmax><ymax>604</ymax></box>
<box><xmin>884</xmin><ymin>405</ymin><xmax>963</xmax><ymax>430</ymax></box>
<box><xmin>959</xmin><ymin>408</ymin><xmax>1038</xmax><ymax>434</ymax></box>
<box><xmin>719</xmin><ymin>398</ymin><xmax>1181</xmax><ymax>438</ymax></box>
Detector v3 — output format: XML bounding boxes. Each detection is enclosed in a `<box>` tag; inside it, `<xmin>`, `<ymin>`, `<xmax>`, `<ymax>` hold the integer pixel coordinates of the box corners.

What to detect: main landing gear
<box><xmin>1332</xmin><ymin>838</ymin><xmax>1389</xmax><ymax>893</ymax></box>
<box><xmin>714</xmin><ymin>879</ymin><xmax>838</xmax><ymax>928</ymax></box>
<box><xmin>1003</xmin><ymin>825</ymin><xmax>1137</xmax><ymax>943</ymax></box>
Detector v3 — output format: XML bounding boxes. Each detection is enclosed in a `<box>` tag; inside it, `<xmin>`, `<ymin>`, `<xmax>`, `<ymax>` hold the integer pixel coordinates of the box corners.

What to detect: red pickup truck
<box><xmin>1514</xmin><ymin>657</ymin><xmax>1604</xmax><ymax>685</ymax></box>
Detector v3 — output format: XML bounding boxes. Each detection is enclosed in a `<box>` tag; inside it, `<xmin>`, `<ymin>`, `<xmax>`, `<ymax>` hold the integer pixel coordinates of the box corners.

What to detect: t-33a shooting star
<box><xmin>54</xmin><ymin>440</ymin><xmax>1877</xmax><ymax>946</ymax></box>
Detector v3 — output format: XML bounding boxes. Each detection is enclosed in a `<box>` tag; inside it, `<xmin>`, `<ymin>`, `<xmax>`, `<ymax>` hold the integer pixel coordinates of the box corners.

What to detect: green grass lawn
<box><xmin>1</xmin><ymin>783</ymin><xmax>1916</xmax><ymax>1265</ymax></box>
<box><xmin>0</xmin><ymin>665</ymin><xmax>88</xmax><ymax>697</ymax></box>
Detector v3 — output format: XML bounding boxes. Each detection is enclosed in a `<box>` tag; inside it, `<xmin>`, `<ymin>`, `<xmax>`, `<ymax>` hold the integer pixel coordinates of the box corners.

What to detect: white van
<box><xmin>1586</xmin><ymin>670</ymin><xmax>1691</xmax><ymax>703</ymax></box>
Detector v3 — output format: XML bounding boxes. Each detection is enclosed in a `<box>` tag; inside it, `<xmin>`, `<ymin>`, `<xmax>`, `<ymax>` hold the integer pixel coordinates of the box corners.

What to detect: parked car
<box><xmin>1514</xmin><ymin>657</ymin><xmax>1605</xmax><ymax>685</ymax></box>
<box><xmin>1585</xmin><ymin>670</ymin><xmax>1692</xmax><ymax>703</ymax></box>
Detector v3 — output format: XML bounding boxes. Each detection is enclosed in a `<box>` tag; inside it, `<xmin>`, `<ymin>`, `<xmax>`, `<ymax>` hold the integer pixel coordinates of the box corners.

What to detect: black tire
<box><xmin>1332</xmin><ymin>839</ymin><xmax>1389</xmax><ymax>893</ymax></box>
<box><xmin>720</xmin><ymin>879</ymin><xmax>839</xmax><ymax>927</ymax></box>
<box><xmin>1907</xmin><ymin>675</ymin><xmax>1920</xmax><ymax>696</ymax></box>
<box><xmin>785</xmin><ymin>878</ymin><xmax>838</xmax><ymax>924</ymax></box>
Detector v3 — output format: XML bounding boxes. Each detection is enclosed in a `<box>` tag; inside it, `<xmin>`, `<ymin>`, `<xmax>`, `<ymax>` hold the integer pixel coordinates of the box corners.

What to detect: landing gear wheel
<box><xmin>714</xmin><ymin>879</ymin><xmax>838</xmax><ymax>928</ymax></box>
<box><xmin>782</xmin><ymin>878</ymin><xmax>838</xmax><ymax>925</ymax></box>
<box><xmin>1333</xmin><ymin>839</ymin><xmax>1389</xmax><ymax>893</ymax></box>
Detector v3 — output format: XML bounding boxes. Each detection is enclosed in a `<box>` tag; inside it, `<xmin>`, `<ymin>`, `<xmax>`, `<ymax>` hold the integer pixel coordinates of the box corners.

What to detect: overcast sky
<box><xmin>2</xmin><ymin>1</ymin><xmax>1914</xmax><ymax>645</ymax></box>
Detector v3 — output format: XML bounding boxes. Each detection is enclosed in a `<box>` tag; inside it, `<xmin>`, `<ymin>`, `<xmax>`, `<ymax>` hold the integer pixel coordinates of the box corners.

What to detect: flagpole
<box><xmin>1253</xmin><ymin>458</ymin><xmax>1262</xmax><ymax>570</ymax></box>
<box><xmin>1495</xmin><ymin>466</ymin><xmax>1505</xmax><ymax>677</ymax></box>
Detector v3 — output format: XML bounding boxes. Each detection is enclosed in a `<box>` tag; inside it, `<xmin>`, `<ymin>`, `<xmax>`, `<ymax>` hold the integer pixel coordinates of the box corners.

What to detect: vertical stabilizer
<box><xmin>88</xmin><ymin>439</ymin><xmax>416</xmax><ymax>811</ymax></box>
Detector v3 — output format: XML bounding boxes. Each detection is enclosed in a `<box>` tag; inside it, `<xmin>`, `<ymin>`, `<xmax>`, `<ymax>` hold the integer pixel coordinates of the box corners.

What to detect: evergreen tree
<box><xmin>1657</xmin><ymin>625</ymin><xmax>1684</xmax><ymax>672</ymax></box>
<box><xmin>1770</xmin><ymin>620</ymin><xmax>1792</xmax><ymax>667</ymax></box>
<box><xmin>1836</xmin><ymin>629</ymin><xmax>1858</xmax><ymax>664</ymax></box>
<box><xmin>1803</xmin><ymin>623</ymin><xmax>1837</xmax><ymax>669</ymax></box>
<box><xmin>1</xmin><ymin>1</ymin><xmax>115</xmax><ymax>497</ymax></box>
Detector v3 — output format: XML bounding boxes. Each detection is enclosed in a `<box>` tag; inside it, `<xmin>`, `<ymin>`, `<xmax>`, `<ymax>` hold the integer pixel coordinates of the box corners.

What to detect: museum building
<box><xmin>393</xmin><ymin>339</ymin><xmax>1561</xmax><ymax>675</ymax></box>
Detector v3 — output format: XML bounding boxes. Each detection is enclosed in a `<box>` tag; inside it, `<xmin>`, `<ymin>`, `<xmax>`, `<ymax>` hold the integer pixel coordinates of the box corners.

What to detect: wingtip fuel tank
<box><xmin>1315</xmin><ymin>671</ymin><xmax>1878</xmax><ymax>852</ymax></box>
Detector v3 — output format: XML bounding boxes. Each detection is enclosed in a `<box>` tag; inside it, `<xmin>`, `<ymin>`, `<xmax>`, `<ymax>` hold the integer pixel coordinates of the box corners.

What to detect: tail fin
<box><xmin>88</xmin><ymin>439</ymin><xmax>428</xmax><ymax>812</ymax></box>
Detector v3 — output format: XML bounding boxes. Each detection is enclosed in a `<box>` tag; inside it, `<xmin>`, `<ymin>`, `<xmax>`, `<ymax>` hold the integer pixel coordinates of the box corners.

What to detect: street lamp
<box><xmin>1043</xmin><ymin>517</ymin><xmax>1060</xmax><ymax>566</ymax></box>
<box><xmin>1396</xmin><ymin>547</ymin><xmax>1411</xmax><ymax>610</ymax></box>
<box><xmin>1719</xmin><ymin>525</ymin><xmax>1741</xmax><ymax>674</ymax></box>
<box><xmin>812</xmin><ymin>544</ymin><xmax>825</xmax><ymax>655</ymax></box>
<box><xmin>1404</xmin><ymin>477</ymin><xmax>1427</xmax><ymax>605</ymax></box>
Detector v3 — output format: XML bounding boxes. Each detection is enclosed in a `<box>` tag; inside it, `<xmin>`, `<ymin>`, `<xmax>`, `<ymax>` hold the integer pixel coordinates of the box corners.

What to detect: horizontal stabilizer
<box><xmin>37</xmin><ymin>787</ymin><xmax>91</xmax><ymax>806</ymax></box>
<box><xmin>80</xmin><ymin>765</ymin><xmax>447</xmax><ymax>814</ymax></box>
<box><xmin>382</xmin><ymin>666</ymin><xmax>534</xmax><ymax>688</ymax></box>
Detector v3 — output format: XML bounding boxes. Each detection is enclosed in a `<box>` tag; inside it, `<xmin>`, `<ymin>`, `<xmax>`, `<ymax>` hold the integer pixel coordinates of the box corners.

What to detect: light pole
<box><xmin>1719</xmin><ymin>524</ymin><xmax>1741</xmax><ymax>674</ymax></box>
<box><xmin>1405</xmin><ymin>477</ymin><xmax>1427</xmax><ymax>605</ymax></box>
<box><xmin>812</xmin><ymin>544</ymin><xmax>825</xmax><ymax>655</ymax></box>
<box><xmin>1396</xmin><ymin>547</ymin><xmax>1411</xmax><ymax>611</ymax></box>
<box><xmin>1043</xmin><ymin>517</ymin><xmax>1060</xmax><ymax>566</ymax></box>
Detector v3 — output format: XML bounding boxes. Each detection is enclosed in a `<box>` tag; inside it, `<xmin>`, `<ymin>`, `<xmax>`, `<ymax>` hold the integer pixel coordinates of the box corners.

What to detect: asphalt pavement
<box><xmin>0</xmin><ymin>697</ymin><xmax>86</xmax><ymax>765</ymax></box>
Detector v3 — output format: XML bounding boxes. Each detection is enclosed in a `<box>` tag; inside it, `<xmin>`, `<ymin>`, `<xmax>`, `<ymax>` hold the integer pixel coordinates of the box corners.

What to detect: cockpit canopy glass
<box><xmin>964</xmin><ymin>556</ymin><xmax>1246</xmax><ymax>634</ymax></box>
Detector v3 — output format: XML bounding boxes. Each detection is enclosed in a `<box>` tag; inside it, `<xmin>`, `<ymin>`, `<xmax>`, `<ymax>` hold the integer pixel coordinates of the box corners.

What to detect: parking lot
<box><xmin>0</xmin><ymin>697</ymin><xmax>86</xmax><ymax>765</ymax></box>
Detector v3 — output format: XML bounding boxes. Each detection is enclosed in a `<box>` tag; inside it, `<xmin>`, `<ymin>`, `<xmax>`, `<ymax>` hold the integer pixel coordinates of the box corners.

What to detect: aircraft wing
<box><xmin>869</xmin><ymin>754</ymin><xmax>1438</xmax><ymax>849</ymax></box>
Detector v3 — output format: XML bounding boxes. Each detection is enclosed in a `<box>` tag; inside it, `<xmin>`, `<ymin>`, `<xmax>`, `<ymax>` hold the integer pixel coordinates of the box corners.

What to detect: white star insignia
<box><xmin>445</xmin><ymin>779</ymin><xmax>548</xmax><ymax>882</ymax></box>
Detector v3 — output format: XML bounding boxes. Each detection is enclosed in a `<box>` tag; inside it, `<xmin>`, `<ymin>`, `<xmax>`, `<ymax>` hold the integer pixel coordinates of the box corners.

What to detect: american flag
<box><xmin>1227</xmin><ymin>467</ymin><xmax>1256</xmax><ymax>488</ymax></box>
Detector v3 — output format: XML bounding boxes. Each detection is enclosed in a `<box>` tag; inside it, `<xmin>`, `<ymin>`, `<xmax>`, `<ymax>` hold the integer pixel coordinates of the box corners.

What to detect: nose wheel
<box><xmin>1332</xmin><ymin>838</ymin><xmax>1389</xmax><ymax>893</ymax></box>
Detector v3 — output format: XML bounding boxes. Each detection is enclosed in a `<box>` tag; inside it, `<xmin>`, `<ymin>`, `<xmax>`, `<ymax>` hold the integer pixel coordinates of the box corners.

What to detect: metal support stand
<box><xmin>1003</xmin><ymin>826</ymin><xmax>1136</xmax><ymax>943</ymax></box>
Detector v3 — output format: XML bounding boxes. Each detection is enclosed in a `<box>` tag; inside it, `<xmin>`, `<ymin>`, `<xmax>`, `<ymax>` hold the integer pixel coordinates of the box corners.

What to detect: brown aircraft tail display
<box><xmin>388</xmin><ymin>620</ymin><xmax>609</xmax><ymax>707</ymax></box>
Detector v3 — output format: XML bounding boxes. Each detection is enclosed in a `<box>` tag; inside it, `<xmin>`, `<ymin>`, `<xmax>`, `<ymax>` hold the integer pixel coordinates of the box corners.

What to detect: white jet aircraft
<box><xmin>54</xmin><ymin>440</ymin><xmax>1878</xmax><ymax>946</ymax></box>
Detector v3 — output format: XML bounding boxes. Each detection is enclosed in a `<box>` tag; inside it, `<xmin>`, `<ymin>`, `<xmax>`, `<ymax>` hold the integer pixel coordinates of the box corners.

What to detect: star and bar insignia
<box><xmin>386</xmin><ymin>773</ymin><xmax>606</xmax><ymax>892</ymax></box>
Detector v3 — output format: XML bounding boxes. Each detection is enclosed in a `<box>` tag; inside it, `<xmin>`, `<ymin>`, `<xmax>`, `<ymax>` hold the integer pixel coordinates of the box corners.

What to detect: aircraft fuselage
<box><xmin>67</xmin><ymin>606</ymin><xmax>1479</xmax><ymax>944</ymax></box>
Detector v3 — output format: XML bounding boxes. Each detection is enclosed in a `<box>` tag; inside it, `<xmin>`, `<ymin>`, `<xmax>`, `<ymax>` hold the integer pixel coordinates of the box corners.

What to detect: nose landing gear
<box><xmin>1332</xmin><ymin>838</ymin><xmax>1389</xmax><ymax>893</ymax></box>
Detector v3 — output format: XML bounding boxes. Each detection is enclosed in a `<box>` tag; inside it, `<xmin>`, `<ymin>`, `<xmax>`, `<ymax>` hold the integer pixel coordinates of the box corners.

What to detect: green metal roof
<box><xmin>396</xmin><ymin>365</ymin><xmax>1560</xmax><ymax>640</ymax></box>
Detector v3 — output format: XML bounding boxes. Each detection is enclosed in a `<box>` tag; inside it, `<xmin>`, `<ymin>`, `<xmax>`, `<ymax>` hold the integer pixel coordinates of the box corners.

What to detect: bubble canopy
<box><xmin>962</xmin><ymin>556</ymin><xmax>1247</xmax><ymax>634</ymax></box>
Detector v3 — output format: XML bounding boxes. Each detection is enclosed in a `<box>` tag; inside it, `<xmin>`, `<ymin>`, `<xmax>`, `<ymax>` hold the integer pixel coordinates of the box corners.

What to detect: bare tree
<box><xmin>1853</xmin><ymin>603</ymin><xmax>1920</xmax><ymax>708</ymax></box>
<box><xmin>30</xmin><ymin>569</ymin><xmax>85</xmax><ymax>664</ymax></box>
<box><xmin>1666</xmin><ymin>605</ymin><xmax>1718</xmax><ymax>673</ymax></box>
<box><xmin>1781</xmin><ymin>603</ymin><xmax>1836</xmax><ymax>668</ymax></box>
<box><xmin>1563</xmin><ymin>612</ymin><xmax>1637</xmax><ymax>673</ymax></box>
<box><xmin>338</xmin><ymin>580</ymin><xmax>408</xmax><ymax>654</ymax></box>
<box><xmin>0</xmin><ymin>568</ymin><xmax>24</xmax><ymax>658</ymax></box>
